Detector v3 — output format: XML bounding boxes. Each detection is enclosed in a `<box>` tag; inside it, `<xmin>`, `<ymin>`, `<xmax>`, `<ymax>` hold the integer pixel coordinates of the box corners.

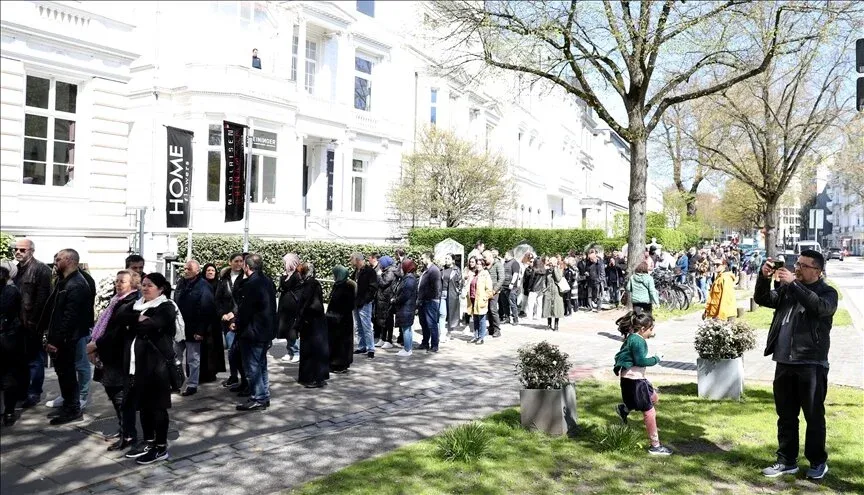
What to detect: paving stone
<box><xmin>189</xmin><ymin>452</ymin><xmax>217</xmax><ymax>463</ymax></box>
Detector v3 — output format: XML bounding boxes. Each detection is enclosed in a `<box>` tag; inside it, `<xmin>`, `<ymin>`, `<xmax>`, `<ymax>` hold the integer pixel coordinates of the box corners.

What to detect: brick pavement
<box><xmin>2</xmin><ymin>292</ymin><xmax>860</xmax><ymax>495</ymax></box>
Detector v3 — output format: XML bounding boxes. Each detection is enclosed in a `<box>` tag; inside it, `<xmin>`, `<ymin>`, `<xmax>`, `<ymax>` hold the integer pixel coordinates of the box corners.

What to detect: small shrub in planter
<box><xmin>515</xmin><ymin>341</ymin><xmax>572</xmax><ymax>390</ymax></box>
<box><xmin>694</xmin><ymin>319</ymin><xmax>757</xmax><ymax>400</ymax></box>
<box><xmin>515</xmin><ymin>341</ymin><xmax>577</xmax><ymax>436</ymax></box>
<box><xmin>435</xmin><ymin>422</ymin><xmax>492</xmax><ymax>462</ymax></box>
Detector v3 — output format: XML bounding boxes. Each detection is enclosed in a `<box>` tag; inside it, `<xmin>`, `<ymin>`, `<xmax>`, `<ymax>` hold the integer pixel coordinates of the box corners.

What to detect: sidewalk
<box><xmin>2</xmin><ymin>305</ymin><xmax>860</xmax><ymax>495</ymax></box>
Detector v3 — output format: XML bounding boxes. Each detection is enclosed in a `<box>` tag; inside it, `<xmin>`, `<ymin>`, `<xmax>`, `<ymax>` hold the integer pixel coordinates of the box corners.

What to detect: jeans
<box><xmin>353</xmin><ymin>302</ymin><xmax>374</xmax><ymax>352</ymax></box>
<box><xmin>401</xmin><ymin>324</ymin><xmax>413</xmax><ymax>351</ymax></box>
<box><xmin>27</xmin><ymin>349</ymin><xmax>47</xmax><ymax>401</ymax></box>
<box><xmin>240</xmin><ymin>341</ymin><xmax>270</xmax><ymax>402</ymax></box>
<box><xmin>418</xmin><ymin>300</ymin><xmax>440</xmax><ymax>349</ymax></box>
<box><xmin>53</xmin><ymin>340</ymin><xmax>80</xmax><ymax>414</ymax></box>
<box><xmin>773</xmin><ymin>363</ymin><xmax>829</xmax><ymax>466</ymax></box>
<box><xmin>487</xmin><ymin>293</ymin><xmax>501</xmax><ymax>335</ymax></box>
<box><xmin>438</xmin><ymin>297</ymin><xmax>448</xmax><ymax>335</ymax></box>
<box><xmin>508</xmin><ymin>289</ymin><xmax>519</xmax><ymax>320</ymax></box>
<box><xmin>473</xmin><ymin>314</ymin><xmax>488</xmax><ymax>341</ymax></box>
<box><xmin>173</xmin><ymin>341</ymin><xmax>201</xmax><ymax>388</ymax></box>
<box><xmin>697</xmin><ymin>277</ymin><xmax>707</xmax><ymax>303</ymax></box>
<box><xmin>286</xmin><ymin>336</ymin><xmax>300</xmax><ymax>358</ymax></box>
<box><xmin>75</xmin><ymin>336</ymin><xmax>92</xmax><ymax>403</ymax></box>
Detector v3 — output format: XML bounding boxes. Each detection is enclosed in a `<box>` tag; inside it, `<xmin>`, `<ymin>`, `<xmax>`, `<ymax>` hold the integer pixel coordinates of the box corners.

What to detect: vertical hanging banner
<box><xmin>166</xmin><ymin>127</ymin><xmax>194</xmax><ymax>228</ymax></box>
<box><xmin>224</xmin><ymin>120</ymin><xmax>246</xmax><ymax>222</ymax></box>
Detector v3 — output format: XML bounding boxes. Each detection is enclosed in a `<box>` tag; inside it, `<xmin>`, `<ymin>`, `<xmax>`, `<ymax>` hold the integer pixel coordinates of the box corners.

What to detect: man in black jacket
<box><xmin>350</xmin><ymin>252</ymin><xmax>378</xmax><ymax>358</ymax></box>
<box><xmin>13</xmin><ymin>238</ymin><xmax>53</xmax><ymax>407</ymax></box>
<box><xmin>417</xmin><ymin>252</ymin><xmax>442</xmax><ymax>352</ymax></box>
<box><xmin>233</xmin><ymin>254</ymin><xmax>276</xmax><ymax>411</ymax></box>
<box><xmin>39</xmin><ymin>249</ymin><xmax>92</xmax><ymax>425</ymax></box>
<box><xmin>755</xmin><ymin>250</ymin><xmax>837</xmax><ymax>481</ymax></box>
<box><xmin>174</xmin><ymin>260</ymin><xmax>216</xmax><ymax>397</ymax></box>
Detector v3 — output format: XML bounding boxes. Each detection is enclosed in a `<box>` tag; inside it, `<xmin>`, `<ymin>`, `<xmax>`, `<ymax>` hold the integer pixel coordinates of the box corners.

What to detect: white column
<box><xmin>337</xmin><ymin>32</ymin><xmax>355</xmax><ymax>107</ymax></box>
<box><xmin>337</xmin><ymin>139</ymin><xmax>354</xmax><ymax>213</ymax></box>
<box><xmin>296</xmin><ymin>17</ymin><xmax>307</xmax><ymax>93</ymax></box>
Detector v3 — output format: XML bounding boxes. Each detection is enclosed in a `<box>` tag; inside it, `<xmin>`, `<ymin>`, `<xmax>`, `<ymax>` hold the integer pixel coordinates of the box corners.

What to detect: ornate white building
<box><xmin>1</xmin><ymin>1</ymin><xmax>633</xmax><ymax>274</ymax></box>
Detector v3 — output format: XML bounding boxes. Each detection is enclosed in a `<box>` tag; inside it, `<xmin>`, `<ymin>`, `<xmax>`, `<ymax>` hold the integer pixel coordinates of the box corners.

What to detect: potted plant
<box><xmin>694</xmin><ymin>319</ymin><xmax>757</xmax><ymax>400</ymax></box>
<box><xmin>515</xmin><ymin>341</ymin><xmax>577</xmax><ymax>436</ymax></box>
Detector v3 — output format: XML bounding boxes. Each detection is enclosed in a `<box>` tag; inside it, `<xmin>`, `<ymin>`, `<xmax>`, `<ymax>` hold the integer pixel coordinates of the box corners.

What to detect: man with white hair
<box><xmin>12</xmin><ymin>238</ymin><xmax>53</xmax><ymax>408</ymax></box>
<box><xmin>174</xmin><ymin>259</ymin><xmax>215</xmax><ymax>397</ymax></box>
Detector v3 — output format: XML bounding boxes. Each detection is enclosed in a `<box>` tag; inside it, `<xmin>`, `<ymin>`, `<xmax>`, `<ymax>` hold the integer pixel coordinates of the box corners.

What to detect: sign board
<box><xmin>809</xmin><ymin>209</ymin><xmax>824</xmax><ymax>230</ymax></box>
<box><xmin>252</xmin><ymin>130</ymin><xmax>277</xmax><ymax>151</ymax></box>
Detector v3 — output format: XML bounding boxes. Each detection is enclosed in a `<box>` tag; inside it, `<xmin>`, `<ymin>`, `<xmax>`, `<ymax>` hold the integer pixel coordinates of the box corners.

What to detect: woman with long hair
<box><xmin>198</xmin><ymin>263</ymin><xmax>224</xmax><ymax>383</ymax></box>
<box><xmin>86</xmin><ymin>269</ymin><xmax>140</xmax><ymax>450</ymax></box>
<box><xmin>466</xmin><ymin>258</ymin><xmax>494</xmax><ymax>345</ymax></box>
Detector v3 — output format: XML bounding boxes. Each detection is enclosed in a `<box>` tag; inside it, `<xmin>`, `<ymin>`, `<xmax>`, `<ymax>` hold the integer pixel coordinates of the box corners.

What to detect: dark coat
<box><xmin>39</xmin><ymin>270</ymin><xmax>93</xmax><ymax>347</ymax></box>
<box><xmin>122</xmin><ymin>300</ymin><xmax>176</xmax><ymax>410</ymax></box>
<box><xmin>215</xmin><ymin>268</ymin><xmax>244</xmax><ymax>317</ymax></box>
<box><xmin>296</xmin><ymin>278</ymin><xmax>329</xmax><ymax>384</ymax></box>
<box><xmin>587</xmin><ymin>259</ymin><xmax>606</xmax><ymax>285</ymax></box>
<box><xmin>605</xmin><ymin>263</ymin><xmax>625</xmax><ymax>286</ymax></box>
<box><xmin>327</xmin><ymin>280</ymin><xmax>355</xmax><ymax>372</ymax></box>
<box><xmin>374</xmin><ymin>265</ymin><xmax>399</xmax><ymax>325</ymax></box>
<box><xmin>393</xmin><ymin>273</ymin><xmax>418</xmax><ymax>328</ymax></box>
<box><xmin>441</xmin><ymin>266</ymin><xmax>463</xmax><ymax>330</ymax></box>
<box><xmin>277</xmin><ymin>271</ymin><xmax>303</xmax><ymax>340</ymax></box>
<box><xmin>529</xmin><ymin>267</ymin><xmax>547</xmax><ymax>293</ymax></box>
<box><xmin>12</xmin><ymin>259</ymin><xmax>52</xmax><ymax>346</ymax></box>
<box><xmin>522</xmin><ymin>266</ymin><xmax>534</xmax><ymax>296</ymax></box>
<box><xmin>1</xmin><ymin>283</ymin><xmax>26</xmax><ymax>391</ymax></box>
<box><xmin>417</xmin><ymin>263</ymin><xmax>442</xmax><ymax>302</ymax></box>
<box><xmin>199</xmin><ymin>283</ymin><xmax>225</xmax><ymax>377</ymax></box>
<box><xmin>353</xmin><ymin>264</ymin><xmax>378</xmax><ymax>309</ymax></box>
<box><xmin>93</xmin><ymin>292</ymin><xmax>138</xmax><ymax>387</ymax></box>
<box><xmin>174</xmin><ymin>275</ymin><xmax>216</xmax><ymax>341</ymax></box>
<box><xmin>235</xmin><ymin>271</ymin><xmax>277</xmax><ymax>344</ymax></box>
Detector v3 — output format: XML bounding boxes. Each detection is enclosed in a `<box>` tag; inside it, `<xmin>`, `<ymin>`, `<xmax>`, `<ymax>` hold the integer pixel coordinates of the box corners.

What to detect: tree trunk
<box><xmin>686</xmin><ymin>198</ymin><xmax>697</xmax><ymax>218</ymax></box>
<box><xmin>764</xmin><ymin>198</ymin><xmax>778</xmax><ymax>259</ymax></box>
<box><xmin>626</xmin><ymin>133</ymin><xmax>649</xmax><ymax>275</ymax></box>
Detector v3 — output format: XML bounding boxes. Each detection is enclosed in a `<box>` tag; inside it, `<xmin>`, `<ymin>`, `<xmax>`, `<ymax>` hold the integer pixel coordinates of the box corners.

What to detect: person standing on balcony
<box><xmin>251</xmin><ymin>48</ymin><xmax>261</xmax><ymax>70</ymax></box>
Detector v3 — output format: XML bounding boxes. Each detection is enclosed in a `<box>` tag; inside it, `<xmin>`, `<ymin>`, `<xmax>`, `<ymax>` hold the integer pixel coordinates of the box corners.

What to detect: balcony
<box><xmin>180</xmin><ymin>64</ymin><xmax>297</xmax><ymax>106</ymax></box>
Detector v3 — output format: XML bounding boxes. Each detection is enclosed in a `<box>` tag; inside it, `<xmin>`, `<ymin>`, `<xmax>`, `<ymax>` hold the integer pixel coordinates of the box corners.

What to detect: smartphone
<box><xmin>771</xmin><ymin>260</ymin><xmax>785</xmax><ymax>270</ymax></box>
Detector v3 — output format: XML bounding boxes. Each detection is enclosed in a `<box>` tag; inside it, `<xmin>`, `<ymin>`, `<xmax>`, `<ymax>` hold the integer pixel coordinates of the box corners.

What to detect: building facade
<box><xmin>2</xmin><ymin>0</ymin><xmax>634</xmax><ymax>275</ymax></box>
<box><xmin>825</xmin><ymin>173</ymin><xmax>863</xmax><ymax>255</ymax></box>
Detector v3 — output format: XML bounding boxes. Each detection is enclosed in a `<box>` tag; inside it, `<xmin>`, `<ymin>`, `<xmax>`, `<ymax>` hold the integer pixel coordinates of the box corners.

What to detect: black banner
<box><xmin>166</xmin><ymin>127</ymin><xmax>194</xmax><ymax>228</ymax></box>
<box><xmin>223</xmin><ymin>121</ymin><xmax>246</xmax><ymax>222</ymax></box>
<box><xmin>326</xmin><ymin>149</ymin><xmax>334</xmax><ymax>211</ymax></box>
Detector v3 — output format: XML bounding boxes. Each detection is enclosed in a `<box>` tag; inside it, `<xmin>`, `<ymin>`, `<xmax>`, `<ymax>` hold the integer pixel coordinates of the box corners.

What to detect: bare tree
<box><xmin>695</xmin><ymin>7</ymin><xmax>857</xmax><ymax>257</ymax></box>
<box><xmin>431</xmin><ymin>0</ymin><xmax>813</xmax><ymax>273</ymax></box>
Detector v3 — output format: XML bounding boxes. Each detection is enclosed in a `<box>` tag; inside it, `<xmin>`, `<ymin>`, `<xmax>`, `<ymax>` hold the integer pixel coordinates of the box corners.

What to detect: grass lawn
<box><xmin>743</xmin><ymin>306</ymin><xmax>853</xmax><ymax>329</ymax></box>
<box><xmin>653</xmin><ymin>302</ymin><xmax>705</xmax><ymax>322</ymax></box>
<box><xmin>290</xmin><ymin>381</ymin><xmax>864</xmax><ymax>495</ymax></box>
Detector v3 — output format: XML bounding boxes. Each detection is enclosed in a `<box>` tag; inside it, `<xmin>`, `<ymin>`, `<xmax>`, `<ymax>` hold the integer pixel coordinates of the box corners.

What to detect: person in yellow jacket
<box><xmin>466</xmin><ymin>257</ymin><xmax>494</xmax><ymax>345</ymax></box>
<box><xmin>704</xmin><ymin>259</ymin><xmax>738</xmax><ymax>321</ymax></box>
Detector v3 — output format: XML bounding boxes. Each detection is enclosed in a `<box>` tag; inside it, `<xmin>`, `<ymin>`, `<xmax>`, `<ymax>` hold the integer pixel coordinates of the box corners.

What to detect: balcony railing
<box><xmin>182</xmin><ymin>64</ymin><xmax>297</xmax><ymax>104</ymax></box>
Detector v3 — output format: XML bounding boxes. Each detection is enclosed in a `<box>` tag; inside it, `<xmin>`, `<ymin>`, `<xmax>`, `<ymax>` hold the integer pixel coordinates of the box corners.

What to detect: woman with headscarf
<box><xmin>542</xmin><ymin>256</ymin><xmax>565</xmax><ymax>331</ymax></box>
<box><xmin>327</xmin><ymin>265</ymin><xmax>355</xmax><ymax>373</ymax></box>
<box><xmin>0</xmin><ymin>260</ymin><xmax>25</xmax><ymax>426</ymax></box>
<box><xmin>293</xmin><ymin>263</ymin><xmax>329</xmax><ymax>388</ymax></box>
<box><xmin>86</xmin><ymin>269</ymin><xmax>140</xmax><ymax>449</ymax></box>
<box><xmin>393</xmin><ymin>259</ymin><xmax>418</xmax><ymax>357</ymax></box>
<box><xmin>373</xmin><ymin>255</ymin><xmax>398</xmax><ymax>349</ymax></box>
<box><xmin>198</xmin><ymin>263</ymin><xmax>225</xmax><ymax>383</ymax></box>
<box><xmin>440</xmin><ymin>254</ymin><xmax>463</xmax><ymax>340</ymax></box>
<box><xmin>278</xmin><ymin>253</ymin><xmax>303</xmax><ymax>363</ymax></box>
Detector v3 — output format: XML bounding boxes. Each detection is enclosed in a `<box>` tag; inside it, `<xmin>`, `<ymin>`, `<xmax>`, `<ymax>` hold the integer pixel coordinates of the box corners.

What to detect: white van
<box><xmin>794</xmin><ymin>241</ymin><xmax>822</xmax><ymax>255</ymax></box>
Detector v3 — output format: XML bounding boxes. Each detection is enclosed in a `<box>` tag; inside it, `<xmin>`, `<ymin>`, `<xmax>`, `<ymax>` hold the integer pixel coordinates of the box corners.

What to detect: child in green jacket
<box><xmin>613</xmin><ymin>311</ymin><xmax>673</xmax><ymax>455</ymax></box>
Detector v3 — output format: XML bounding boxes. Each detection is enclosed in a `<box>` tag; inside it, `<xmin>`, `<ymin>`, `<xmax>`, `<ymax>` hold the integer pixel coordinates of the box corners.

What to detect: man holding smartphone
<box><xmin>754</xmin><ymin>250</ymin><xmax>837</xmax><ymax>481</ymax></box>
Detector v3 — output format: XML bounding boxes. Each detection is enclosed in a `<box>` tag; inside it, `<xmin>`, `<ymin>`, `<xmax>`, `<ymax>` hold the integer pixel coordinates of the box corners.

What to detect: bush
<box><xmin>591</xmin><ymin>424</ymin><xmax>644</xmax><ymax>452</ymax></box>
<box><xmin>646</xmin><ymin>227</ymin><xmax>688</xmax><ymax>252</ymax></box>
<box><xmin>178</xmin><ymin>235</ymin><xmax>431</xmax><ymax>298</ymax></box>
<box><xmin>515</xmin><ymin>341</ymin><xmax>572</xmax><ymax>390</ymax></box>
<box><xmin>0</xmin><ymin>232</ymin><xmax>13</xmax><ymax>259</ymax></box>
<box><xmin>435</xmin><ymin>422</ymin><xmax>493</xmax><ymax>462</ymax></box>
<box><xmin>408</xmin><ymin>227</ymin><xmax>607</xmax><ymax>255</ymax></box>
<box><xmin>694</xmin><ymin>319</ymin><xmax>757</xmax><ymax>360</ymax></box>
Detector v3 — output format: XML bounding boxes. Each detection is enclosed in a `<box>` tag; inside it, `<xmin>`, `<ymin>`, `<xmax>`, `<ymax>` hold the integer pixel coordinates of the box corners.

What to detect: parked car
<box><xmin>793</xmin><ymin>241</ymin><xmax>822</xmax><ymax>255</ymax></box>
<box><xmin>828</xmin><ymin>247</ymin><xmax>844</xmax><ymax>261</ymax></box>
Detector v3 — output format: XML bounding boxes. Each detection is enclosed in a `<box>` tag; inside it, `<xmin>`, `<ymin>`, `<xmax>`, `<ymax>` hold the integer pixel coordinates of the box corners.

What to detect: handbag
<box><xmin>556</xmin><ymin>276</ymin><xmax>571</xmax><ymax>294</ymax></box>
<box><xmin>146</xmin><ymin>337</ymin><xmax>185</xmax><ymax>391</ymax></box>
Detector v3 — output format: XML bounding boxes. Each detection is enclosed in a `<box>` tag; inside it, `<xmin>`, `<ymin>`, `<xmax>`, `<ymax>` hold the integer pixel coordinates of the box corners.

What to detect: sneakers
<box><xmin>615</xmin><ymin>403</ymin><xmax>629</xmax><ymax>425</ymax></box>
<box><xmin>221</xmin><ymin>377</ymin><xmax>239</xmax><ymax>388</ymax></box>
<box><xmin>806</xmin><ymin>463</ymin><xmax>828</xmax><ymax>480</ymax></box>
<box><xmin>762</xmin><ymin>463</ymin><xmax>799</xmax><ymax>477</ymax></box>
<box><xmin>125</xmin><ymin>440</ymin><xmax>154</xmax><ymax>459</ymax></box>
<box><xmin>290</xmin><ymin>355</ymin><xmax>300</xmax><ymax>363</ymax></box>
<box><xmin>46</xmin><ymin>396</ymin><xmax>64</xmax><ymax>408</ymax></box>
<box><xmin>374</xmin><ymin>339</ymin><xmax>385</xmax><ymax>347</ymax></box>
<box><xmin>396</xmin><ymin>349</ymin><xmax>412</xmax><ymax>357</ymax></box>
<box><xmin>181</xmin><ymin>387</ymin><xmax>197</xmax><ymax>397</ymax></box>
<box><xmin>49</xmin><ymin>410</ymin><xmax>83</xmax><ymax>425</ymax></box>
<box><xmin>475</xmin><ymin>339</ymin><xmax>484</xmax><ymax>345</ymax></box>
<box><xmin>280</xmin><ymin>354</ymin><xmax>294</xmax><ymax>363</ymax></box>
<box><xmin>136</xmin><ymin>445</ymin><xmax>168</xmax><ymax>465</ymax></box>
<box><xmin>648</xmin><ymin>445</ymin><xmax>673</xmax><ymax>456</ymax></box>
<box><xmin>353</xmin><ymin>348</ymin><xmax>367</xmax><ymax>355</ymax></box>
<box><xmin>468</xmin><ymin>337</ymin><xmax>478</xmax><ymax>344</ymax></box>
<box><xmin>381</xmin><ymin>342</ymin><xmax>394</xmax><ymax>349</ymax></box>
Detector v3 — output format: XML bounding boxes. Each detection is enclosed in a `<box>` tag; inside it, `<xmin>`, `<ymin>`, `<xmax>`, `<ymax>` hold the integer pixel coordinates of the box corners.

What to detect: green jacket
<box><xmin>627</xmin><ymin>273</ymin><xmax>659</xmax><ymax>305</ymax></box>
<box><xmin>613</xmin><ymin>333</ymin><xmax>660</xmax><ymax>376</ymax></box>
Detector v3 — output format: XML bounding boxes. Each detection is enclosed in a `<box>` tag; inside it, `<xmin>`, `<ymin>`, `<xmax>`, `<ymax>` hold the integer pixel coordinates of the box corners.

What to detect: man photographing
<box><xmin>754</xmin><ymin>249</ymin><xmax>837</xmax><ymax>481</ymax></box>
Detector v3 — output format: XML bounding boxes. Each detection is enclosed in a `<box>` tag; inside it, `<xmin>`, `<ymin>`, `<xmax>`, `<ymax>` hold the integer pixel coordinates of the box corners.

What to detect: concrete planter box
<box><xmin>520</xmin><ymin>384</ymin><xmax>578</xmax><ymax>436</ymax></box>
<box><xmin>697</xmin><ymin>357</ymin><xmax>744</xmax><ymax>400</ymax></box>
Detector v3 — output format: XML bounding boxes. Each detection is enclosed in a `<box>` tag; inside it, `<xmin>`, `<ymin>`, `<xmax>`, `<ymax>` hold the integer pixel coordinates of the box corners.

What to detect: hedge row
<box><xmin>0</xmin><ymin>232</ymin><xmax>13</xmax><ymax>259</ymax></box>
<box><xmin>408</xmin><ymin>228</ymin><xmax>610</xmax><ymax>255</ymax></box>
<box><xmin>178</xmin><ymin>235</ymin><xmax>431</xmax><ymax>298</ymax></box>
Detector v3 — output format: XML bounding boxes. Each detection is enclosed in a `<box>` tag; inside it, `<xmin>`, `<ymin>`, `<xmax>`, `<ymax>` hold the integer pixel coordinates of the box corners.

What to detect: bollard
<box><xmin>750</xmin><ymin>298</ymin><xmax>758</xmax><ymax>312</ymax></box>
<box><xmin>737</xmin><ymin>307</ymin><xmax>746</xmax><ymax>318</ymax></box>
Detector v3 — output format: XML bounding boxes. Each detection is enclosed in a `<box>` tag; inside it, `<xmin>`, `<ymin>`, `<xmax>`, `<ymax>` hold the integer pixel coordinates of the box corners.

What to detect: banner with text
<box><xmin>165</xmin><ymin>126</ymin><xmax>194</xmax><ymax>229</ymax></box>
<box><xmin>223</xmin><ymin>121</ymin><xmax>246</xmax><ymax>222</ymax></box>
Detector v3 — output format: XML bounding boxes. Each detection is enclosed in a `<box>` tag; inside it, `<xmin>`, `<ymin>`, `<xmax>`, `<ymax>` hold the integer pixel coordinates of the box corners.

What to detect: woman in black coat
<box><xmin>393</xmin><ymin>259</ymin><xmax>418</xmax><ymax>357</ymax></box>
<box><xmin>373</xmin><ymin>256</ymin><xmax>398</xmax><ymax>348</ymax></box>
<box><xmin>277</xmin><ymin>254</ymin><xmax>303</xmax><ymax>363</ymax></box>
<box><xmin>86</xmin><ymin>269</ymin><xmax>140</xmax><ymax>450</ymax></box>
<box><xmin>120</xmin><ymin>272</ymin><xmax>178</xmax><ymax>465</ymax></box>
<box><xmin>294</xmin><ymin>263</ymin><xmax>329</xmax><ymax>388</ymax></box>
<box><xmin>327</xmin><ymin>266</ymin><xmax>355</xmax><ymax>373</ymax></box>
<box><xmin>199</xmin><ymin>263</ymin><xmax>225</xmax><ymax>383</ymax></box>
<box><xmin>440</xmin><ymin>254</ymin><xmax>463</xmax><ymax>338</ymax></box>
<box><xmin>1</xmin><ymin>261</ymin><xmax>26</xmax><ymax>426</ymax></box>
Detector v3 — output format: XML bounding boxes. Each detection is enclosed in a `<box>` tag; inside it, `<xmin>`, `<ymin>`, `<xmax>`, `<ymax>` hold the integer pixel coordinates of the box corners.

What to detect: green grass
<box><xmin>743</xmin><ymin>306</ymin><xmax>853</xmax><ymax>329</ymax></box>
<box><xmin>290</xmin><ymin>381</ymin><xmax>864</xmax><ymax>495</ymax></box>
<box><xmin>827</xmin><ymin>279</ymin><xmax>844</xmax><ymax>300</ymax></box>
<box><xmin>653</xmin><ymin>302</ymin><xmax>704</xmax><ymax>322</ymax></box>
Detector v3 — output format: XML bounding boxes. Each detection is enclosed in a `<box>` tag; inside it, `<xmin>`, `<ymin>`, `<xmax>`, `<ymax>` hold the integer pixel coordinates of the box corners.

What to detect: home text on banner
<box><xmin>166</xmin><ymin>127</ymin><xmax>194</xmax><ymax>228</ymax></box>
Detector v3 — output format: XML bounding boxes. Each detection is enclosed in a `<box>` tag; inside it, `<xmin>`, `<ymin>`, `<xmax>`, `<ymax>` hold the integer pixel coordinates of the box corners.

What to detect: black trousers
<box><xmin>773</xmin><ymin>363</ymin><xmax>829</xmax><ymax>466</ymax></box>
<box><xmin>140</xmin><ymin>406</ymin><xmax>169</xmax><ymax>445</ymax></box>
<box><xmin>52</xmin><ymin>340</ymin><xmax>80</xmax><ymax>414</ymax></box>
<box><xmin>104</xmin><ymin>385</ymin><xmax>137</xmax><ymax>440</ymax></box>
<box><xmin>487</xmin><ymin>294</ymin><xmax>501</xmax><ymax>336</ymax></box>
<box><xmin>498</xmin><ymin>289</ymin><xmax>511</xmax><ymax>321</ymax></box>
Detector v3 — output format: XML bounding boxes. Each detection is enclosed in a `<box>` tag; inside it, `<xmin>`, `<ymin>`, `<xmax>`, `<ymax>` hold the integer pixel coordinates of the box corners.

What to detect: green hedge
<box><xmin>646</xmin><ymin>228</ymin><xmax>687</xmax><ymax>253</ymax></box>
<box><xmin>408</xmin><ymin>228</ymin><xmax>608</xmax><ymax>255</ymax></box>
<box><xmin>178</xmin><ymin>235</ymin><xmax>431</xmax><ymax>298</ymax></box>
<box><xmin>0</xmin><ymin>232</ymin><xmax>13</xmax><ymax>259</ymax></box>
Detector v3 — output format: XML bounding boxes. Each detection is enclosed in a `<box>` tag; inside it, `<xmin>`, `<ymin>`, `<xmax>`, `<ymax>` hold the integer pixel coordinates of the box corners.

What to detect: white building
<box><xmin>1</xmin><ymin>1</ymin><xmax>633</xmax><ymax>275</ymax></box>
<box><xmin>825</xmin><ymin>173</ymin><xmax>863</xmax><ymax>255</ymax></box>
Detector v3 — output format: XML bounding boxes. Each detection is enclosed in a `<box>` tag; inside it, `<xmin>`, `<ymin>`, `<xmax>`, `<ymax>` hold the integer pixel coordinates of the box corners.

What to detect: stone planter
<box><xmin>697</xmin><ymin>357</ymin><xmax>744</xmax><ymax>400</ymax></box>
<box><xmin>520</xmin><ymin>384</ymin><xmax>577</xmax><ymax>436</ymax></box>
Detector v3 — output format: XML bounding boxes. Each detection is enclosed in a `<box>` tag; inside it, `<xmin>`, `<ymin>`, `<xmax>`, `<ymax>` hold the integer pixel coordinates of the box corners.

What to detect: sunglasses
<box><xmin>14</xmin><ymin>248</ymin><xmax>30</xmax><ymax>253</ymax></box>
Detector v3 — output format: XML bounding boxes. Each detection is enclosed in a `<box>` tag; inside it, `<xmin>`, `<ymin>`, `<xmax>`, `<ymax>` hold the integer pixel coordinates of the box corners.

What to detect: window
<box><xmin>357</xmin><ymin>0</ymin><xmax>374</xmax><ymax>17</ymax></box>
<box><xmin>430</xmin><ymin>88</ymin><xmax>438</xmax><ymax>125</ymax></box>
<box><xmin>23</xmin><ymin>75</ymin><xmax>77</xmax><ymax>186</ymax></box>
<box><xmin>250</xmin><ymin>155</ymin><xmax>277</xmax><ymax>204</ymax></box>
<box><xmin>291</xmin><ymin>27</ymin><xmax>299</xmax><ymax>81</ymax></box>
<box><xmin>351</xmin><ymin>158</ymin><xmax>367</xmax><ymax>212</ymax></box>
<box><xmin>211</xmin><ymin>1</ymin><xmax>261</xmax><ymax>24</ymax></box>
<box><xmin>305</xmin><ymin>40</ymin><xmax>318</xmax><ymax>94</ymax></box>
<box><xmin>354</xmin><ymin>56</ymin><xmax>373</xmax><ymax>111</ymax></box>
<box><xmin>206</xmin><ymin>125</ymin><xmax>222</xmax><ymax>202</ymax></box>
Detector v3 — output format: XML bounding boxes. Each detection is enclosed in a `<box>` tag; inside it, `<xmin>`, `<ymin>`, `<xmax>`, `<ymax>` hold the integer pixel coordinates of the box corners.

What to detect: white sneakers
<box><xmin>280</xmin><ymin>354</ymin><xmax>300</xmax><ymax>363</ymax></box>
<box><xmin>46</xmin><ymin>397</ymin><xmax>87</xmax><ymax>409</ymax></box>
<box><xmin>381</xmin><ymin>342</ymin><xmax>394</xmax><ymax>349</ymax></box>
<box><xmin>396</xmin><ymin>349</ymin><xmax>412</xmax><ymax>357</ymax></box>
<box><xmin>374</xmin><ymin>339</ymin><xmax>385</xmax><ymax>348</ymax></box>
